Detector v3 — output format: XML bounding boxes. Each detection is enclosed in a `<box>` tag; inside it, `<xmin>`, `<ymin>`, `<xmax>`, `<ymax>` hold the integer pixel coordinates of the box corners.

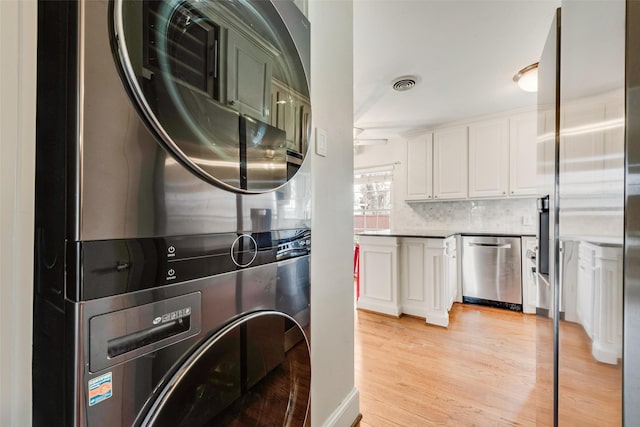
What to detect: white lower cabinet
<box><xmin>399</xmin><ymin>239</ymin><xmax>429</xmax><ymax>317</ymax></box>
<box><xmin>356</xmin><ymin>236</ymin><xmax>401</xmax><ymax>316</ymax></box>
<box><xmin>399</xmin><ymin>237</ymin><xmax>451</xmax><ymax>327</ymax></box>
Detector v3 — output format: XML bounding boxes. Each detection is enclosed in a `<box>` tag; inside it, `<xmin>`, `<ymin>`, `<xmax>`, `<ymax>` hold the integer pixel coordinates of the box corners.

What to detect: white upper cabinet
<box><xmin>226</xmin><ymin>27</ymin><xmax>273</xmax><ymax>122</ymax></box>
<box><xmin>406</xmin><ymin>133</ymin><xmax>434</xmax><ymax>200</ymax></box>
<box><xmin>468</xmin><ymin>119</ymin><xmax>509</xmax><ymax>198</ymax></box>
<box><xmin>509</xmin><ymin>112</ymin><xmax>538</xmax><ymax>196</ymax></box>
<box><xmin>433</xmin><ymin>126</ymin><xmax>468</xmax><ymax>200</ymax></box>
<box><xmin>403</xmin><ymin>110</ymin><xmax>539</xmax><ymax>202</ymax></box>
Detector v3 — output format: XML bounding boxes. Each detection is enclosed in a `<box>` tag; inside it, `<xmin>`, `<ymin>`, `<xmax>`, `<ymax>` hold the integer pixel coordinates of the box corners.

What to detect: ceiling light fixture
<box><xmin>513</xmin><ymin>62</ymin><xmax>539</xmax><ymax>92</ymax></box>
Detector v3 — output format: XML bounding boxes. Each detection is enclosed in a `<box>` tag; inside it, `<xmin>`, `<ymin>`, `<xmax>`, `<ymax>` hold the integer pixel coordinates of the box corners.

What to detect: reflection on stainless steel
<box><xmin>536</xmin><ymin>8</ymin><xmax>560</xmax><ymax>425</ymax></box>
<box><xmin>625</xmin><ymin>2</ymin><xmax>640</xmax><ymax>421</ymax></box>
<box><xmin>241</xmin><ymin>116</ymin><xmax>288</xmax><ymax>191</ymax></box>
<box><xmin>461</xmin><ymin>236</ymin><xmax>522</xmax><ymax>309</ymax></box>
<box><xmin>537</xmin><ymin>0</ymin><xmax>626</xmax><ymax>424</ymax></box>
<box><xmin>558</xmin><ymin>0</ymin><xmax>624</xmax><ymax>424</ymax></box>
<box><xmin>77</xmin><ymin>0</ymin><xmax>311</xmax><ymax>240</ymax></box>
<box><xmin>114</xmin><ymin>0</ymin><xmax>311</xmax><ymax>193</ymax></box>
<box><xmin>141</xmin><ymin>311</ymin><xmax>310</xmax><ymax>427</ymax></box>
<box><xmin>75</xmin><ymin>257</ymin><xmax>310</xmax><ymax>426</ymax></box>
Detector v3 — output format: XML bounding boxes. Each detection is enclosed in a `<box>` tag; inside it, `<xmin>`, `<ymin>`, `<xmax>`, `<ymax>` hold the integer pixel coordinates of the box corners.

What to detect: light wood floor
<box><xmin>354</xmin><ymin>303</ymin><xmax>621</xmax><ymax>426</ymax></box>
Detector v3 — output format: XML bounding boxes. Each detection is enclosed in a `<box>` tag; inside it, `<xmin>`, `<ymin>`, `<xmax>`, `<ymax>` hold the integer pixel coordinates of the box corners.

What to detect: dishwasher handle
<box><xmin>467</xmin><ymin>242</ymin><xmax>512</xmax><ymax>249</ymax></box>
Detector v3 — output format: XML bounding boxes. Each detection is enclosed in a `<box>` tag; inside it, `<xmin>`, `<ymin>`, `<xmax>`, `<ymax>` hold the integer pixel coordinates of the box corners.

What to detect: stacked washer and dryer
<box><xmin>33</xmin><ymin>0</ymin><xmax>312</xmax><ymax>425</ymax></box>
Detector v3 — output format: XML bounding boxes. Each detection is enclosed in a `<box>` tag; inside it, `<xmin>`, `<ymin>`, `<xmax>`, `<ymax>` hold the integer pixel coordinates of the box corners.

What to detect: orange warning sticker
<box><xmin>88</xmin><ymin>372</ymin><xmax>112</xmax><ymax>406</ymax></box>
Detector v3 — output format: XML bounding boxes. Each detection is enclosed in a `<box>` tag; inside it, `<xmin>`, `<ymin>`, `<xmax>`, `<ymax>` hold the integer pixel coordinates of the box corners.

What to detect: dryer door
<box><xmin>140</xmin><ymin>311</ymin><xmax>310</xmax><ymax>426</ymax></box>
<box><xmin>113</xmin><ymin>0</ymin><xmax>311</xmax><ymax>193</ymax></box>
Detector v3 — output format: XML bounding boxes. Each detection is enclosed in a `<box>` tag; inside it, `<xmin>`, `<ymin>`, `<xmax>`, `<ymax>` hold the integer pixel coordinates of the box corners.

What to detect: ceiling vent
<box><xmin>392</xmin><ymin>76</ymin><xmax>417</xmax><ymax>92</ymax></box>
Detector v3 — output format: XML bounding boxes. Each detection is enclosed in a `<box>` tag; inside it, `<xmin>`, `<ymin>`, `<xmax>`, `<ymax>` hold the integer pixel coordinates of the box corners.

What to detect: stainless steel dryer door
<box><xmin>140</xmin><ymin>311</ymin><xmax>310</xmax><ymax>426</ymax></box>
<box><xmin>112</xmin><ymin>0</ymin><xmax>311</xmax><ymax>193</ymax></box>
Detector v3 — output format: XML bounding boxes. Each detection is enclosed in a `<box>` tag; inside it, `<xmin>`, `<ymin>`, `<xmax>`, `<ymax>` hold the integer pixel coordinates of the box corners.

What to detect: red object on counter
<box><xmin>354</xmin><ymin>243</ymin><xmax>360</xmax><ymax>300</ymax></box>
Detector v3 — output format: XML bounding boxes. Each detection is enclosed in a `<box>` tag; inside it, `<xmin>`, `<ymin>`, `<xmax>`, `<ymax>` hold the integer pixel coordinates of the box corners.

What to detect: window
<box><xmin>354</xmin><ymin>169</ymin><xmax>392</xmax><ymax>233</ymax></box>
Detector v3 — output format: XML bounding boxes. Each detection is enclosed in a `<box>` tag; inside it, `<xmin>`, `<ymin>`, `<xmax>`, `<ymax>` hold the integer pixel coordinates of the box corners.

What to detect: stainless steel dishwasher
<box><xmin>461</xmin><ymin>235</ymin><xmax>522</xmax><ymax>311</ymax></box>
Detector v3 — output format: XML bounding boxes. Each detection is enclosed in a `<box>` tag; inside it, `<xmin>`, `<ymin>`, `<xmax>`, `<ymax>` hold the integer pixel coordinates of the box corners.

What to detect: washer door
<box><xmin>113</xmin><ymin>0</ymin><xmax>311</xmax><ymax>193</ymax></box>
<box><xmin>141</xmin><ymin>311</ymin><xmax>310</xmax><ymax>426</ymax></box>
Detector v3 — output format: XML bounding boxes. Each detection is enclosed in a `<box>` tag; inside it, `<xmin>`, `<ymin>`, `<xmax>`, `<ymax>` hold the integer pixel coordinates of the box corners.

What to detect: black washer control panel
<box><xmin>74</xmin><ymin>228</ymin><xmax>311</xmax><ymax>301</ymax></box>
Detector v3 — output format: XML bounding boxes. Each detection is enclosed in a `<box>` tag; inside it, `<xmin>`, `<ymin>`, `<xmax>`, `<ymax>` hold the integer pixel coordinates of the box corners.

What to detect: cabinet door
<box><xmin>357</xmin><ymin>237</ymin><xmax>400</xmax><ymax>316</ymax></box>
<box><xmin>509</xmin><ymin>112</ymin><xmax>538</xmax><ymax>196</ymax></box>
<box><xmin>399</xmin><ymin>239</ymin><xmax>428</xmax><ymax>317</ymax></box>
<box><xmin>406</xmin><ymin>134</ymin><xmax>433</xmax><ymax>200</ymax></box>
<box><xmin>433</xmin><ymin>126</ymin><xmax>468</xmax><ymax>200</ymax></box>
<box><xmin>445</xmin><ymin>236</ymin><xmax>458</xmax><ymax>310</ymax></box>
<box><xmin>226</xmin><ymin>28</ymin><xmax>272</xmax><ymax>121</ymax></box>
<box><xmin>425</xmin><ymin>242</ymin><xmax>448</xmax><ymax>327</ymax></box>
<box><xmin>468</xmin><ymin>119</ymin><xmax>509</xmax><ymax>198</ymax></box>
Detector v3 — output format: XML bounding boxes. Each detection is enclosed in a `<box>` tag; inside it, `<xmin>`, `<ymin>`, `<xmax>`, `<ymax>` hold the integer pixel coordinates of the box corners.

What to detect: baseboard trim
<box><xmin>321</xmin><ymin>387</ymin><xmax>360</xmax><ymax>427</ymax></box>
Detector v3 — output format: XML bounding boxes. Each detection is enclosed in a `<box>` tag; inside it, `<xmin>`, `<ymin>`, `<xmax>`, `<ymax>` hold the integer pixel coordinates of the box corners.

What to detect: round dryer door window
<box><xmin>141</xmin><ymin>311</ymin><xmax>310</xmax><ymax>426</ymax></box>
<box><xmin>113</xmin><ymin>0</ymin><xmax>311</xmax><ymax>193</ymax></box>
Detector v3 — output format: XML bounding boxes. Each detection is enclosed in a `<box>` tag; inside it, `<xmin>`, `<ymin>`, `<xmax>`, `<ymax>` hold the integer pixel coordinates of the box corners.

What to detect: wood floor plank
<box><xmin>354</xmin><ymin>303</ymin><xmax>621</xmax><ymax>426</ymax></box>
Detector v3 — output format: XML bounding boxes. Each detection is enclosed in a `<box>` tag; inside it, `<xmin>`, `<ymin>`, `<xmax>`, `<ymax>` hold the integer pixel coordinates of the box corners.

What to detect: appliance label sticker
<box><xmin>88</xmin><ymin>372</ymin><xmax>113</xmax><ymax>406</ymax></box>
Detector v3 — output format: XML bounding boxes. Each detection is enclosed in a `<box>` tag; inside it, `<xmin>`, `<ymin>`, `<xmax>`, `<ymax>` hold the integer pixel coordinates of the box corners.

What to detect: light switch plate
<box><xmin>315</xmin><ymin>128</ymin><xmax>328</xmax><ymax>157</ymax></box>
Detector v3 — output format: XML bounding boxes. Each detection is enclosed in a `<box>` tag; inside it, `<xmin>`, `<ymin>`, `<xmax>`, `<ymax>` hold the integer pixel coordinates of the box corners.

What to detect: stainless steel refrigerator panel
<box><xmin>557</xmin><ymin>0</ymin><xmax>625</xmax><ymax>425</ymax></box>
<box><xmin>536</xmin><ymin>9</ymin><xmax>560</xmax><ymax>426</ymax></box>
<box><xmin>461</xmin><ymin>236</ymin><xmax>522</xmax><ymax>305</ymax></box>
<box><xmin>624</xmin><ymin>1</ymin><xmax>640</xmax><ymax>422</ymax></box>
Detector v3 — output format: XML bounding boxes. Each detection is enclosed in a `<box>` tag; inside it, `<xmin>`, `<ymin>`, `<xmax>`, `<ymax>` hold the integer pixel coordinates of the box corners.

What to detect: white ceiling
<box><xmin>353</xmin><ymin>0</ymin><xmax>561</xmax><ymax>140</ymax></box>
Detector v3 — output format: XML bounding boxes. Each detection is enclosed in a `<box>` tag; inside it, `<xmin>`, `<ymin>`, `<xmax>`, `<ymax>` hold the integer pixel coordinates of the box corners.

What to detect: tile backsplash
<box><xmin>393</xmin><ymin>198</ymin><xmax>538</xmax><ymax>234</ymax></box>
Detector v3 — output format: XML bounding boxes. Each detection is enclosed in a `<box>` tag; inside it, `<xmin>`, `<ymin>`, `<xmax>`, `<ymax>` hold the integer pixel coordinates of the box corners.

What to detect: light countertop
<box><xmin>356</xmin><ymin>229</ymin><xmax>536</xmax><ymax>239</ymax></box>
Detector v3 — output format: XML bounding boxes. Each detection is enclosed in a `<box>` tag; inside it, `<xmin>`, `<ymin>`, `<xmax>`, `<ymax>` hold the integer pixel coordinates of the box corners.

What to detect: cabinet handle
<box><xmin>502</xmin><ymin>192</ymin><xmax>506</xmax><ymax>195</ymax></box>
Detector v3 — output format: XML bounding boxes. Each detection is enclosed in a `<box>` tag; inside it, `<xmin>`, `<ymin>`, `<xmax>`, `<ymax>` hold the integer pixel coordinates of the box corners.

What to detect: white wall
<box><xmin>309</xmin><ymin>0</ymin><xmax>359</xmax><ymax>426</ymax></box>
<box><xmin>0</xmin><ymin>0</ymin><xmax>37</xmax><ymax>425</ymax></box>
